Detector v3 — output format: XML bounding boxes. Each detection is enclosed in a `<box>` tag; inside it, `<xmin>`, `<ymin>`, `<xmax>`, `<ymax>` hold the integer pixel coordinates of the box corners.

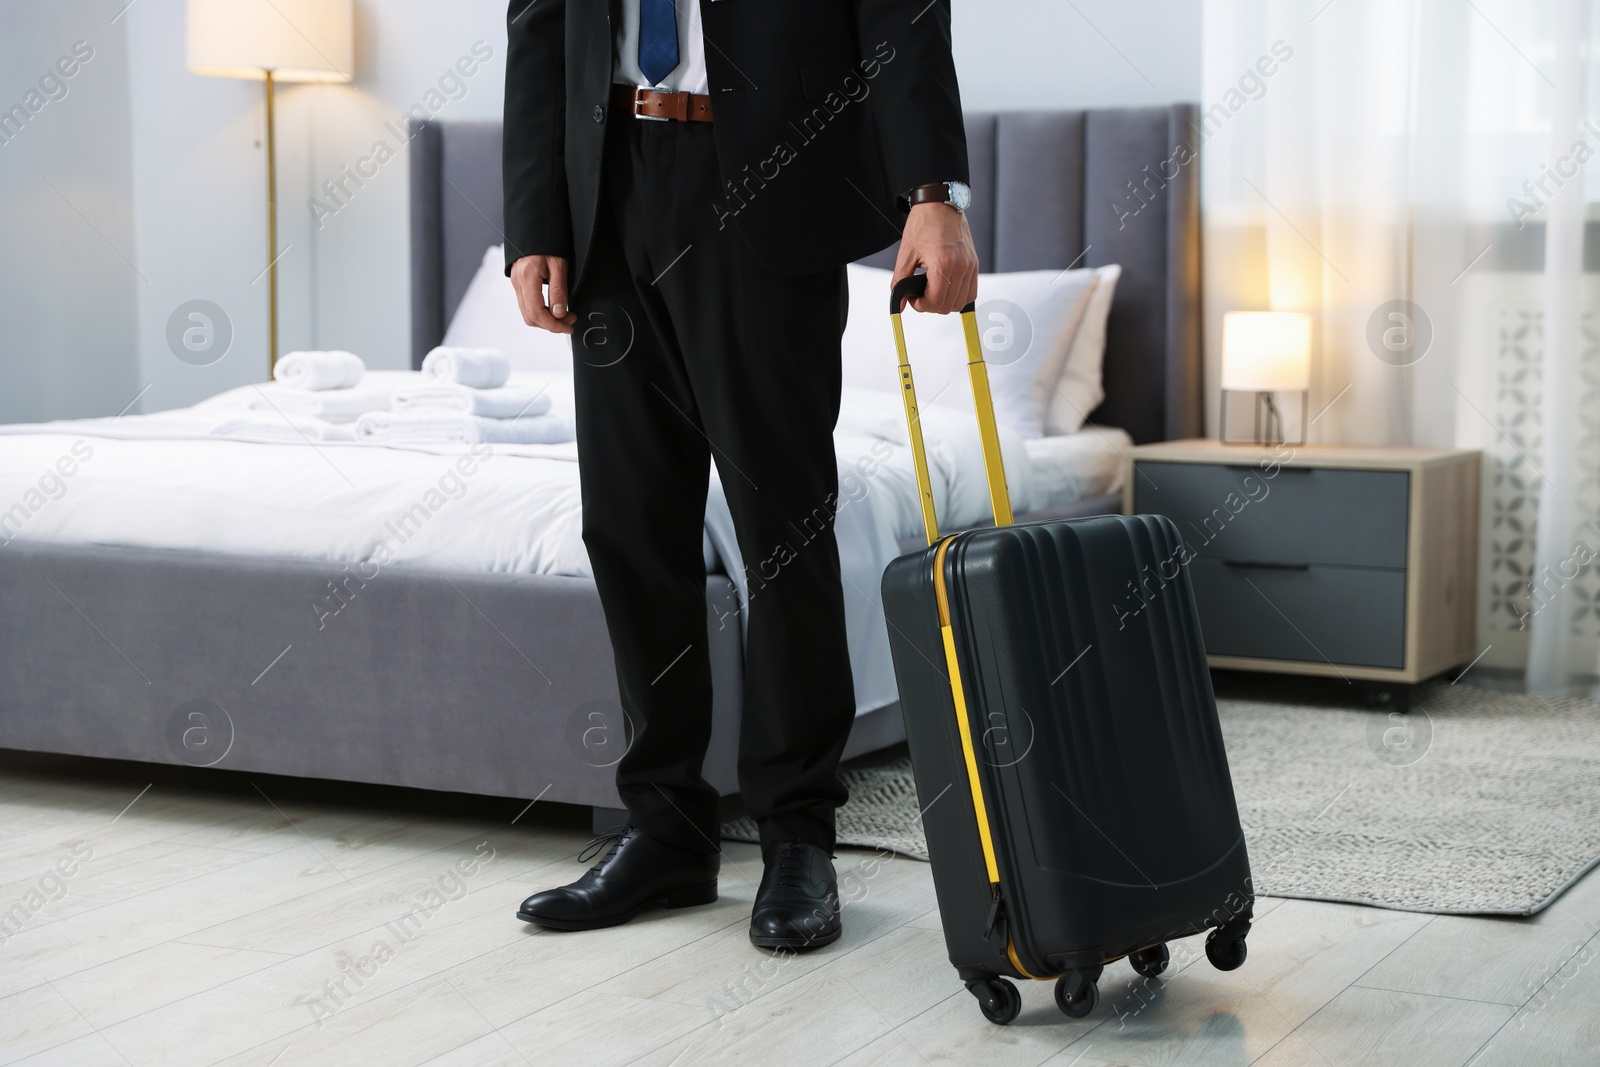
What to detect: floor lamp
<box><xmin>187</xmin><ymin>0</ymin><xmax>353</xmax><ymax>375</ymax></box>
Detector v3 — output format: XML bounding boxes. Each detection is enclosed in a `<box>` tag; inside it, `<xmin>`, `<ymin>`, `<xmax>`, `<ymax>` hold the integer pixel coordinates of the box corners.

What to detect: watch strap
<box><xmin>905</xmin><ymin>182</ymin><xmax>954</xmax><ymax>208</ymax></box>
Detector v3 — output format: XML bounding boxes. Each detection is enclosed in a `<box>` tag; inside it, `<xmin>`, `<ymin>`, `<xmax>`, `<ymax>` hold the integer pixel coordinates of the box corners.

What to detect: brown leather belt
<box><xmin>610</xmin><ymin>83</ymin><xmax>713</xmax><ymax>123</ymax></box>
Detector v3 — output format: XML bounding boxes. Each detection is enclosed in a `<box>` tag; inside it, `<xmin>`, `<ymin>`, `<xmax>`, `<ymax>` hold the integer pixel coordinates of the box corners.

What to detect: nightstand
<box><xmin>1123</xmin><ymin>439</ymin><xmax>1481</xmax><ymax>689</ymax></box>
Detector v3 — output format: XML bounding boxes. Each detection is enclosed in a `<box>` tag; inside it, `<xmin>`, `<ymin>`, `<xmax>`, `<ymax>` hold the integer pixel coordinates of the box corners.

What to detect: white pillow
<box><xmin>444</xmin><ymin>247</ymin><xmax>1118</xmax><ymax>437</ymax></box>
<box><xmin>840</xmin><ymin>264</ymin><xmax>1099</xmax><ymax>439</ymax></box>
<box><xmin>1043</xmin><ymin>264</ymin><xmax>1120</xmax><ymax>435</ymax></box>
<box><xmin>442</xmin><ymin>245</ymin><xmax>574</xmax><ymax>374</ymax></box>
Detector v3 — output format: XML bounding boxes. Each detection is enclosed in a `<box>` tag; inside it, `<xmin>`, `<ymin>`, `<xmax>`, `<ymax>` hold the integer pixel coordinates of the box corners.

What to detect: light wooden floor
<box><xmin>1</xmin><ymin>756</ymin><xmax>1596</xmax><ymax>1067</ymax></box>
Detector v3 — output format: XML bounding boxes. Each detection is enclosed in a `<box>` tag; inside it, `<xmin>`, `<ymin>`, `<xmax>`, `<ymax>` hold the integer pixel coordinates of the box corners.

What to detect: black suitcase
<box><xmin>880</xmin><ymin>275</ymin><xmax>1254</xmax><ymax>1024</ymax></box>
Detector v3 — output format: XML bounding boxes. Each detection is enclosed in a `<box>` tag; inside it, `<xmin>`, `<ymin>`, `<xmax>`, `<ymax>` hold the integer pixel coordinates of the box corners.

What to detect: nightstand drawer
<box><xmin>1188</xmin><ymin>557</ymin><xmax>1406</xmax><ymax>669</ymax></box>
<box><xmin>1134</xmin><ymin>462</ymin><xmax>1410</xmax><ymax>569</ymax></box>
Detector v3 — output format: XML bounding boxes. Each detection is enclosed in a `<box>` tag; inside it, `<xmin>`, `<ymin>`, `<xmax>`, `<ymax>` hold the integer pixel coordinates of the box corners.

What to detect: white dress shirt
<box><xmin>613</xmin><ymin>0</ymin><xmax>709</xmax><ymax>92</ymax></box>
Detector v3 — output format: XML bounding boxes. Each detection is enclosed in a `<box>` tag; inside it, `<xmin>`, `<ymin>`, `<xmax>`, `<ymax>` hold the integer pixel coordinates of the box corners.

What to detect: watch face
<box><xmin>948</xmin><ymin>181</ymin><xmax>973</xmax><ymax>213</ymax></box>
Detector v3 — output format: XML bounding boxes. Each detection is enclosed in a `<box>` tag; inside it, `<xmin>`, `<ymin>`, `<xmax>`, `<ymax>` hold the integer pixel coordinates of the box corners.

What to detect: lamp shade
<box><xmin>188</xmin><ymin>0</ymin><xmax>353</xmax><ymax>82</ymax></box>
<box><xmin>1222</xmin><ymin>312</ymin><xmax>1311</xmax><ymax>392</ymax></box>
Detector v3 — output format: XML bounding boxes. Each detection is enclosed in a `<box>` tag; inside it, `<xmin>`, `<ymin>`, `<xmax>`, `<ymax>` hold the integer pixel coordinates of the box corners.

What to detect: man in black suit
<box><xmin>505</xmin><ymin>0</ymin><xmax>977</xmax><ymax>951</ymax></box>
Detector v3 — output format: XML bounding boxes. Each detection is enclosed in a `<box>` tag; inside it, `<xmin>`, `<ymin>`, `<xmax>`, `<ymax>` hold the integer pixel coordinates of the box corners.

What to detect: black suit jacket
<box><xmin>503</xmin><ymin>0</ymin><xmax>968</xmax><ymax>285</ymax></box>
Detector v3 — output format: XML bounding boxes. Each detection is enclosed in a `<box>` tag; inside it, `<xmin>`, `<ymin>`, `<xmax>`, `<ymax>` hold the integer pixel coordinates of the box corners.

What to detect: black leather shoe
<box><xmin>749</xmin><ymin>841</ymin><xmax>841</xmax><ymax>951</ymax></box>
<box><xmin>517</xmin><ymin>826</ymin><xmax>718</xmax><ymax>930</ymax></box>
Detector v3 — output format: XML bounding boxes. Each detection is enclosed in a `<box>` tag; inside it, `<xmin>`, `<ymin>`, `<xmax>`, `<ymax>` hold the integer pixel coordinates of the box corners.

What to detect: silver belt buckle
<box><xmin>633</xmin><ymin>86</ymin><xmax>670</xmax><ymax>121</ymax></box>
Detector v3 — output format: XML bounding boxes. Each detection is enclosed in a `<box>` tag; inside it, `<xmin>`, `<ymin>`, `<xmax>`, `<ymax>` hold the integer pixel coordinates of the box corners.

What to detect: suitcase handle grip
<box><xmin>890</xmin><ymin>273</ymin><xmax>926</xmax><ymax>315</ymax></box>
<box><xmin>890</xmin><ymin>271</ymin><xmax>1013</xmax><ymax>546</ymax></box>
<box><xmin>889</xmin><ymin>273</ymin><xmax>977</xmax><ymax>316</ymax></box>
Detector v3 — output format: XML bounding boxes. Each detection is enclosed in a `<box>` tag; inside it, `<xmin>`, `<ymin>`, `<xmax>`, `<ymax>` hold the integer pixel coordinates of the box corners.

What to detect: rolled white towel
<box><xmin>273</xmin><ymin>350</ymin><xmax>366</xmax><ymax>391</ymax></box>
<box><xmin>247</xmin><ymin>382</ymin><xmax>395</xmax><ymax>422</ymax></box>
<box><xmin>421</xmin><ymin>346</ymin><xmax>510</xmax><ymax>389</ymax></box>
<box><xmin>390</xmin><ymin>383</ymin><xmax>553</xmax><ymax>419</ymax></box>
<box><xmin>207</xmin><ymin>413</ymin><xmax>357</xmax><ymax>442</ymax></box>
<box><xmin>354</xmin><ymin>410</ymin><xmax>575</xmax><ymax>445</ymax></box>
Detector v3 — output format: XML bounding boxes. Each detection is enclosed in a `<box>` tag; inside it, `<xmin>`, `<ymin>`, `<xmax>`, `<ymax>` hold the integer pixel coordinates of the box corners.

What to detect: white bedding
<box><xmin>0</xmin><ymin>373</ymin><xmax>1129</xmax><ymax>716</ymax></box>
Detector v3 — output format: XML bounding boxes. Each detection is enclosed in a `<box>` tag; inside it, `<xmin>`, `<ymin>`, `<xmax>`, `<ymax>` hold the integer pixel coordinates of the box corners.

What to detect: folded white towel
<box><xmin>421</xmin><ymin>346</ymin><xmax>510</xmax><ymax>389</ymax></box>
<box><xmin>207</xmin><ymin>414</ymin><xmax>357</xmax><ymax>442</ymax></box>
<box><xmin>273</xmin><ymin>350</ymin><xmax>366</xmax><ymax>391</ymax></box>
<box><xmin>246</xmin><ymin>382</ymin><xmax>394</xmax><ymax>422</ymax></box>
<box><xmin>354</xmin><ymin>410</ymin><xmax>576</xmax><ymax>445</ymax></box>
<box><xmin>390</xmin><ymin>383</ymin><xmax>553</xmax><ymax>419</ymax></box>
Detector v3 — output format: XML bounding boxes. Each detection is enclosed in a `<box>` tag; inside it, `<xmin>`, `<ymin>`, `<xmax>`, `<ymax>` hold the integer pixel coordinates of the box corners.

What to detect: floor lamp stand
<box><xmin>264</xmin><ymin>70</ymin><xmax>279</xmax><ymax>375</ymax></box>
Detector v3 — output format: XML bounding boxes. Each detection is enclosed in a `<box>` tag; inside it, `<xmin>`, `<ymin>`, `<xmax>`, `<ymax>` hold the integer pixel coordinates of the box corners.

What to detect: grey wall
<box><xmin>0</xmin><ymin>0</ymin><xmax>1201</xmax><ymax>423</ymax></box>
<box><xmin>952</xmin><ymin>0</ymin><xmax>1200</xmax><ymax>111</ymax></box>
<box><xmin>122</xmin><ymin>0</ymin><xmax>508</xmax><ymax>415</ymax></box>
<box><xmin>123</xmin><ymin>0</ymin><xmax>286</xmax><ymax>418</ymax></box>
<box><xmin>0</xmin><ymin>1</ymin><xmax>141</xmax><ymax>424</ymax></box>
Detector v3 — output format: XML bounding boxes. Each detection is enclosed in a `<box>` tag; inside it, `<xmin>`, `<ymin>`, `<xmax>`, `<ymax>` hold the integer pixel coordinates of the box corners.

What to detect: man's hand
<box><xmin>893</xmin><ymin>203</ymin><xmax>979</xmax><ymax>314</ymax></box>
<box><xmin>510</xmin><ymin>254</ymin><xmax>578</xmax><ymax>335</ymax></box>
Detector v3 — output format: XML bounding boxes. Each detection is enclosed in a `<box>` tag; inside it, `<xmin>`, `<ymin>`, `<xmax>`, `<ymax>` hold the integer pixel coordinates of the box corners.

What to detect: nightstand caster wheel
<box><xmin>1362</xmin><ymin>684</ymin><xmax>1413</xmax><ymax>713</ymax></box>
<box><xmin>1130</xmin><ymin>943</ymin><xmax>1170</xmax><ymax>978</ymax></box>
<box><xmin>969</xmin><ymin>977</ymin><xmax>1021</xmax><ymax>1025</ymax></box>
<box><xmin>1206</xmin><ymin>923</ymin><xmax>1250</xmax><ymax>972</ymax></box>
<box><xmin>1055</xmin><ymin>969</ymin><xmax>1099</xmax><ymax>1018</ymax></box>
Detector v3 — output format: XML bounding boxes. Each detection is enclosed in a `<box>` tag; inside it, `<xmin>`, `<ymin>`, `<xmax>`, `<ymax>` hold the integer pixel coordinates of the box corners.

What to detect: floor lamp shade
<box><xmin>188</xmin><ymin>0</ymin><xmax>354</xmax><ymax>83</ymax></box>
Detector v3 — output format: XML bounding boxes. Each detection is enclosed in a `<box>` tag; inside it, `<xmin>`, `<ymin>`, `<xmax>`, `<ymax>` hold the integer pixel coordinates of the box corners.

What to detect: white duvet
<box><xmin>0</xmin><ymin>373</ymin><xmax>1129</xmax><ymax>716</ymax></box>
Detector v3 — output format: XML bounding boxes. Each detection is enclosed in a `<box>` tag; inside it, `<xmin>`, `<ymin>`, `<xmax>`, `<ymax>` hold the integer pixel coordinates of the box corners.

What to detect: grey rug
<box><xmin>723</xmin><ymin>683</ymin><xmax>1600</xmax><ymax>916</ymax></box>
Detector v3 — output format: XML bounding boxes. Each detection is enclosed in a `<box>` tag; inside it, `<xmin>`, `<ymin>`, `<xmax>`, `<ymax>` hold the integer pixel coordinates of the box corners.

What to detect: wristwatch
<box><xmin>905</xmin><ymin>180</ymin><xmax>972</xmax><ymax>214</ymax></box>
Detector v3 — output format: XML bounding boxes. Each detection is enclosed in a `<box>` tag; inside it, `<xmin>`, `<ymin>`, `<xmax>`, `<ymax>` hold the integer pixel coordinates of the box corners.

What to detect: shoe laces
<box><xmin>773</xmin><ymin>841</ymin><xmax>808</xmax><ymax>889</ymax></box>
<box><xmin>578</xmin><ymin>824</ymin><xmax>632</xmax><ymax>870</ymax></box>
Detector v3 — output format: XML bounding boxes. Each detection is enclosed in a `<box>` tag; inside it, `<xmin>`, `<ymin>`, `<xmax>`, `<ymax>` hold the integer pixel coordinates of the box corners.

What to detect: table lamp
<box><xmin>188</xmin><ymin>0</ymin><xmax>353</xmax><ymax>373</ymax></box>
<box><xmin>1221</xmin><ymin>311</ymin><xmax>1311</xmax><ymax>445</ymax></box>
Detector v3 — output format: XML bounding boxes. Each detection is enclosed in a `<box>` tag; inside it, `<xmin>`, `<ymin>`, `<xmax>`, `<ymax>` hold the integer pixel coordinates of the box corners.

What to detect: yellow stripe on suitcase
<box><xmin>933</xmin><ymin>540</ymin><xmax>999</xmax><ymax>887</ymax></box>
<box><xmin>892</xmin><ymin>273</ymin><xmax>1045</xmax><ymax>982</ymax></box>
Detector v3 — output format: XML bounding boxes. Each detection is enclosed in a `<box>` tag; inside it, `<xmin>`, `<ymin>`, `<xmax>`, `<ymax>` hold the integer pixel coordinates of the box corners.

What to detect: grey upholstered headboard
<box><xmin>409</xmin><ymin>107</ymin><xmax>1202</xmax><ymax>444</ymax></box>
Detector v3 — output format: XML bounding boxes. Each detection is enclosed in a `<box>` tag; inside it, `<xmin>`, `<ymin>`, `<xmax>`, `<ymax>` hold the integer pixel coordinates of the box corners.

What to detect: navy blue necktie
<box><xmin>637</xmin><ymin>0</ymin><xmax>680</xmax><ymax>86</ymax></box>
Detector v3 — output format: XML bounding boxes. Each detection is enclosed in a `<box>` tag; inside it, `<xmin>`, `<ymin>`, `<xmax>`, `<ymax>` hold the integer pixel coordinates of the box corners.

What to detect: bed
<box><xmin>0</xmin><ymin>107</ymin><xmax>1201</xmax><ymax>823</ymax></box>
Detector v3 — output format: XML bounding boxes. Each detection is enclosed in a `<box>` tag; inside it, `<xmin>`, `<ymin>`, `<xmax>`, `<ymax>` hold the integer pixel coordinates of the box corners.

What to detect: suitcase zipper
<box><xmin>933</xmin><ymin>537</ymin><xmax>1046</xmax><ymax>981</ymax></box>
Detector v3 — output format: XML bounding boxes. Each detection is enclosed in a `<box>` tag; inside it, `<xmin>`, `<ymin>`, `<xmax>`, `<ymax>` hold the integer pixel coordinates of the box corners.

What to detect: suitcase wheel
<box><xmin>1205</xmin><ymin>922</ymin><xmax>1250</xmax><ymax>972</ymax></box>
<box><xmin>967</xmin><ymin>977</ymin><xmax>1021</xmax><ymax>1025</ymax></box>
<box><xmin>1129</xmin><ymin>943</ymin><xmax>1170</xmax><ymax>979</ymax></box>
<box><xmin>1054</xmin><ymin>969</ymin><xmax>1100</xmax><ymax>1019</ymax></box>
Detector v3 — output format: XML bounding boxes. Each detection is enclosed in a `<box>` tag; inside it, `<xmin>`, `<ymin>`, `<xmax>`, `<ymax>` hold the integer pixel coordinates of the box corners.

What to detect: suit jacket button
<box><xmin>593</xmin><ymin>104</ymin><xmax>604</xmax><ymax>123</ymax></box>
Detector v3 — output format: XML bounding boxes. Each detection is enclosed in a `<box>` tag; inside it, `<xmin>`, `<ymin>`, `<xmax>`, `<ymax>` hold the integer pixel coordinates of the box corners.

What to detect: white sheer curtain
<box><xmin>1201</xmin><ymin>0</ymin><xmax>1600</xmax><ymax>693</ymax></box>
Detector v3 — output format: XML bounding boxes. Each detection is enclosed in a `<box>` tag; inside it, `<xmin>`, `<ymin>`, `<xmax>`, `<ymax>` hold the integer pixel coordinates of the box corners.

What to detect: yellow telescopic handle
<box><xmin>890</xmin><ymin>274</ymin><xmax>1013</xmax><ymax>547</ymax></box>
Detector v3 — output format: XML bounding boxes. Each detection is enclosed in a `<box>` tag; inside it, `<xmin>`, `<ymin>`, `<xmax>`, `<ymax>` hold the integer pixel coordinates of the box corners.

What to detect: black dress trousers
<box><xmin>570</xmin><ymin>108</ymin><xmax>858</xmax><ymax>855</ymax></box>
